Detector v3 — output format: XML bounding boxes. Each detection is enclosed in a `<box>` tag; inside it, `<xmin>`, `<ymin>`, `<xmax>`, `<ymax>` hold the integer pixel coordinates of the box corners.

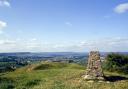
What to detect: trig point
<box><xmin>83</xmin><ymin>51</ymin><xmax>104</xmax><ymax>80</ymax></box>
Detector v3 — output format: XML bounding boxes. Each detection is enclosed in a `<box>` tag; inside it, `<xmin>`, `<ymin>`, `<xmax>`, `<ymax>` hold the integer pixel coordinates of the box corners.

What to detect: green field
<box><xmin>0</xmin><ymin>62</ymin><xmax>128</xmax><ymax>89</ymax></box>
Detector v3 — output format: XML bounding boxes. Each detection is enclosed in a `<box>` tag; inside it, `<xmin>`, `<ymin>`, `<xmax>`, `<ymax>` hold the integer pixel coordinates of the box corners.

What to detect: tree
<box><xmin>103</xmin><ymin>53</ymin><xmax>128</xmax><ymax>74</ymax></box>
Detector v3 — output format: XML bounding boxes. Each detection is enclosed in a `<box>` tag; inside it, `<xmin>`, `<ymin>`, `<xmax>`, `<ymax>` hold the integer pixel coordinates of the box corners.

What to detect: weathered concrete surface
<box><xmin>83</xmin><ymin>51</ymin><xmax>104</xmax><ymax>80</ymax></box>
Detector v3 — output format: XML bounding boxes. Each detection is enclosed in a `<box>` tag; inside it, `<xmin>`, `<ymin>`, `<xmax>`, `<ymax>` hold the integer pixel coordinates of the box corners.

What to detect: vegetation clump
<box><xmin>103</xmin><ymin>53</ymin><xmax>128</xmax><ymax>74</ymax></box>
<box><xmin>0</xmin><ymin>59</ymin><xmax>128</xmax><ymax>89</ymax></box>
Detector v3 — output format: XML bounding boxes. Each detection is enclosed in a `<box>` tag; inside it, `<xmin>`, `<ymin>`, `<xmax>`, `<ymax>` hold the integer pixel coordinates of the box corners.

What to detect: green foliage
<box><xmin>0</xmin><ymin>62</ymin><xmax>128</xmax><ymax>89</ymax></box>
<box><xmin>0</xmin><ymin>77</ymin><xmax>15</xmax><ymax>89</ymax></box>
<box><xmin>103</xmin><ymin>53</ymin><xmax>128</xmax><ymax>74</ymax></box>
<box><xmin>25</xmin><ymin>79</ymin><xmax>41</xmax><ymax>88</ymax></box>
<box><xmin>34</xmin><ymin>62</ymin><xmax>68</xmax><ymax>70</ymax></box>
<box><xmin>34</xmin><ymin>62</ymin><xmax>85</xmax><ymax>70</ymax></box>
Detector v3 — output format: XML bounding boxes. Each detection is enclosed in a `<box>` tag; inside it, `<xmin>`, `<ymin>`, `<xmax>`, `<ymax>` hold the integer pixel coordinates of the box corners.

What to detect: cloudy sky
<box><xmin>0</xmin><ymin>0</ymin><xmax>128</xmax><ymax>52</ymax></box>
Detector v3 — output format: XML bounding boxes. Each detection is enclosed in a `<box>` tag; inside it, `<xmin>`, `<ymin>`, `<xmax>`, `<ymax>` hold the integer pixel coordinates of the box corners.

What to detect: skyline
<box><xmin>0</xmin><ymin>0</ymin><xmax>128</xmax><ymax>52</ymax></box>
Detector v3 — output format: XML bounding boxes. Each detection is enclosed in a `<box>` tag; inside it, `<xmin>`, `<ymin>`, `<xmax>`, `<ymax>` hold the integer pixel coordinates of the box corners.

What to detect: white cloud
<box><xmin>31</xmin><ymin>38</ymin><xmax>37</xmax><ymax>41</ymax></box>
<box><xmin>114</xmin><ymin>3</ymin><xmax>128</xmax><ymax>14</ymax></box>
<box><xmin>0</xmin><ymin>0</ymin><xmax>10</xmax><ymax>7</ymax></box>
<box><xmin>77</xmin><ymin>38</ymin><xmax>128</xmax><ymax>52</ymax></box>
<box><xmin>0</xmin><ymin>39</ymin><xmax>16</xmax><ymax>45</ymax></box>
<box><xmin>65</xmin><ymin>22</ymin><xmax>72</xmax><ymax>26</ymax></box>
<box><xmin>0</xmin><ymin>30</ymin><xmax>3</xmax><ymax>34</ymax></box>
<box><xmin>0</xmin><ymin>37</ymin><xmax>128</xmax><ymax>52</ymax></box>
<box><xmin>0</xmin><ymin>20</ymin><xmax>7</xmax><ymax>29</ymax></box>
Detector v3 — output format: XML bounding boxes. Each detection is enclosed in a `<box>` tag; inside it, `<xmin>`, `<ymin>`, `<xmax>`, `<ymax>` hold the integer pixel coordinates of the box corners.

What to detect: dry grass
<box><xmin>0</xmin><ymin>62</ymin><xmax>128</xmax><ymax>89</ymax></box>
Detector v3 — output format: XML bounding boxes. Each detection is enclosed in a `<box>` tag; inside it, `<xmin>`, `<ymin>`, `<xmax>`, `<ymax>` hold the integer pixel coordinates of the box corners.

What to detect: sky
<box><xmin>0</xmin><ymin>0</ymin><xmax>128</xmax><ymax>52</ymax></box>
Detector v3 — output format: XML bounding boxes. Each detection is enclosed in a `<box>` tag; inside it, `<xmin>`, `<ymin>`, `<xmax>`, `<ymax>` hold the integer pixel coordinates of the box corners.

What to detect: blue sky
<box><xmin>0</xmin><ymin>0</ymin><xmax>128</xmax><ymax>52</ymax></box>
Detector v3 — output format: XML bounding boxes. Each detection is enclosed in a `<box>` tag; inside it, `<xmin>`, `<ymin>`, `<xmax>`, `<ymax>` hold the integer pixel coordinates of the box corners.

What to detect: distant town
<box><xmin>0</xmin><ymin>52</ymin><xmax>128</xmax><ymax>72</ymax></box>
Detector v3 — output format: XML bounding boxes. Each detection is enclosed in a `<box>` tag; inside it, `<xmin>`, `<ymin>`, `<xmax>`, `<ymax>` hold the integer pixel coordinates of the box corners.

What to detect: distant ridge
<box><xmin>0</xmin><ymin>52</ymin><xmax>128</xmax><ymax>57</ymax></box>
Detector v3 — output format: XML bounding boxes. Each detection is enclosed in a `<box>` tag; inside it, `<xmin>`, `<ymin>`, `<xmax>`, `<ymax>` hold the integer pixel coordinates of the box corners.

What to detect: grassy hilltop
<box><xmin>0</xmin><ymin>62</ymin><xmax>128</xmax><ymax>89</ymax></box>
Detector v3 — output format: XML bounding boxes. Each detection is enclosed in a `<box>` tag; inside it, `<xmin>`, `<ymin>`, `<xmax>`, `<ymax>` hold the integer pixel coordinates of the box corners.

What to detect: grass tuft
<box><xmin>0</xmin><ymin>62</ymin><xmax>128</xmax><ymax>89</ymax></box>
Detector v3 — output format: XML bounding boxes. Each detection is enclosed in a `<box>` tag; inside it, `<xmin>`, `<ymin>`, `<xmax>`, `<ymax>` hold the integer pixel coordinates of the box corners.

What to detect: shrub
<box><xmin>103</xmin><ymin>53</ymin><xmax>128</xmax><ymax>74</ymax></box>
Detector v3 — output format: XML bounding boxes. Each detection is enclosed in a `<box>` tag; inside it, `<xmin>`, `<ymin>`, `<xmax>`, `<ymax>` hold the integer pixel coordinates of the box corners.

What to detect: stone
<box><xmin>87</xmin><ymin>80</ymin><xmax>94</xmax><ymax>83</ymax></box>
<box><xmin>106</xmin><ymin>81</ymin><xmax>110</xmax><ymax>83</ymax></box>
<box><xmin>83</xmin><ymin>51</ymin><xmax>104</xmax><ymax>80</ymax></box>
<box><xmin>98</xmin><ymin>81</ymin><xmax>104</xmax><ymax>83</ymax></box>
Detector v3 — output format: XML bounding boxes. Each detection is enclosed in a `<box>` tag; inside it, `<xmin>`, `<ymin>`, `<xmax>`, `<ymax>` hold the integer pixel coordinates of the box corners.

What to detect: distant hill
<box><xmin>0</xmin><ymin>52</ymin><xmax>128</xmax><ymax>57</ymax></box>
<box><xmin>0</xmin><ymin>52</ymin><xmax>88</xmax><ymax>57</ymax></box>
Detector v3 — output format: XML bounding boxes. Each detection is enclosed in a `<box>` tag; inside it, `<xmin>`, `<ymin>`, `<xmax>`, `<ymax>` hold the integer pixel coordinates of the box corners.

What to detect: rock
<box><xmin>98</xmin><ymin>81</ymin><xmax>104</xmax><ymax>83</ymax></box>
<box><xmin>83</xmin><ymin>51</ymin><xmax>104</xmax><ymax>81</ymax></box>
<box><xmin>106</xmin><ymin>81</ymin><xmax>110</xmax><ymax>83</ymax></box>
<box><xmin>87</xmin><ymin>80</ymin><xmax>94</xmax><ymax>83</ymax></box>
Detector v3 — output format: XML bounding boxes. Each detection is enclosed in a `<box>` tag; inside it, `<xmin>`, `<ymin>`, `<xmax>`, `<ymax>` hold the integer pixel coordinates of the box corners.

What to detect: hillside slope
<box><xmin>0</xmin><ymin>62</ymin><xmax>128</xmax><ymax>89</ymax></box>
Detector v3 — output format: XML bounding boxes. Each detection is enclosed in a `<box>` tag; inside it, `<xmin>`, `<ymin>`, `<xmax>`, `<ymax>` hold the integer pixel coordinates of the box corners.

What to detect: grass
<box><xmin>0</xmin><ymin>62</ymin><xmax>128</xmax><ymax>89</ymax></box>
